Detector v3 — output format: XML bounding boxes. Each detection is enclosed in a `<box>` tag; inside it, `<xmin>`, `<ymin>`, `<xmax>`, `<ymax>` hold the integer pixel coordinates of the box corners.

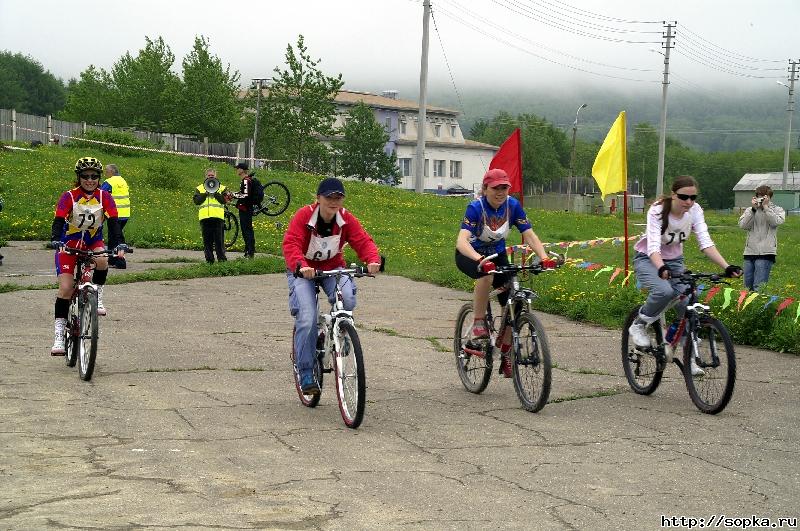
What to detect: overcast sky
<box><xmin>1</xmin><ymin>0</ymin><xmax>798</xmax><ymax>98</ymax></box>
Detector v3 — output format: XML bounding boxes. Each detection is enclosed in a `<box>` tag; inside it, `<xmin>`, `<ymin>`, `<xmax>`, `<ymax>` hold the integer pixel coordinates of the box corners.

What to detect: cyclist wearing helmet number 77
<box><xmin>455</xmin><ymin>168</ymin><xmax>554</xmax><ymax>350</ymax></box>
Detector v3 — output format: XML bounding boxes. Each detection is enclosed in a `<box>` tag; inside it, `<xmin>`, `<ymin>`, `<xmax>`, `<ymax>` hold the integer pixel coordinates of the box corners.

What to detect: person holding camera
<box><xmin>193</xmin><ymin>168</ymin><xmax>228</xmax><ymax>264</ymax></box>
<box><xmin>455</xmin><ymin>168</ymin><xmax>554</xmax><ymax>378</ymax></box>
<box><xmin>738</xmin><ymin>185</ymin><xmax>785</xmax><ymax>291</ymax></box>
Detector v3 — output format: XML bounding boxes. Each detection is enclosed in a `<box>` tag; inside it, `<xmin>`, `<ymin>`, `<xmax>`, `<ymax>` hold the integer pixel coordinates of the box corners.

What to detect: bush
<box><xmin>141</xmin><ymin>158</ymin><xmax>184</xmax><ymax>190</ymax></box>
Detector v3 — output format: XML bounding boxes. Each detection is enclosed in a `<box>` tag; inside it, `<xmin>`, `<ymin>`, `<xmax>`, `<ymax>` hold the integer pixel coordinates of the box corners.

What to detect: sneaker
<box><xmin>51</xmin><ymin>318</ymin><xmax>66</xmax><ymax>356</ymax></box>
<box><xmin>96</xmin><ymin>286</ymin><xmax>107</xmax><ymax>316</ymax></box>
<box><xmin>300</xmin><ymin>373</ymin><xmax>320</xmax><ymax>396</ymax></box>
<box><xmin>470</xmin><ymin>320</ymin><xmax>489</xmax><ymax>341</ymax></box>
<box><xmin>628</xmin><ymin>318</ymin><xmax>651</xmax><ymax>348</ymax></box>
<box><xmin>499</xmin><ymin>354</ymin><xmax>512</xmax><ymax>378</ymax></box>
<box><xmin>115</xmin><ymin>258</ymin><xmax>127</xmax><ymax>269</ymax></box>
<box><xmin>689</xmin><ymin>357</ymin><xmax>705</xmax><ymax>377</ymax></box>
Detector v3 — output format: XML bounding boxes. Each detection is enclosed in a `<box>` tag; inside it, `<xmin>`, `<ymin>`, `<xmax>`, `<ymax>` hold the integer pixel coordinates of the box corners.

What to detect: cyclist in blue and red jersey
<box><xmin>49</xmin><ymin>157</ymin><xmax>126</xmax><ymax>355</ymax></box>
<box><xmin>455</xmin><ymin>168</ymin><xmax>554</xmax><ymax>377</ymax></box>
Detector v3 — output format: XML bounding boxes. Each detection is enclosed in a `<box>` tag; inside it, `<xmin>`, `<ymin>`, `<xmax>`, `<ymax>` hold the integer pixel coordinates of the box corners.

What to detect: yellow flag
<box><xmin>592</xmin><ymin>111</ymin><xmax>628</xmax><ymax>199</ymax></box>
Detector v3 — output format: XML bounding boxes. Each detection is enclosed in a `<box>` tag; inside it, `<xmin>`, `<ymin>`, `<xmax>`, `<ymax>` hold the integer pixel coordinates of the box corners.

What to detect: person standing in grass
<box><xmin>738</xmin><ymin>184</ymin><xmax>785</xmax><ymax>291</ymax></box>
<box><xmin>231</xmin><ymin>162</ymin><xmax>261</xmax><ymax>259</ymax></box>
<box><xmin>100</xmin><ymin>163</ymin><xmax>130</xmax><ymax>269</ymax></box>
<box><xmin>193</xmin><ymin>168</ymin><xmax>228</xmax><ymax>264</ymax></box>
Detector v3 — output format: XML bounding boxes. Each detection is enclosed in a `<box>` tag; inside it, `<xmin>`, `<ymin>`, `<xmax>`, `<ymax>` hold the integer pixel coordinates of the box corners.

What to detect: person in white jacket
<box><xmin>738</xmin><ymin>185</ymin><xmax>785</xmax><ymax>291</ymax></box>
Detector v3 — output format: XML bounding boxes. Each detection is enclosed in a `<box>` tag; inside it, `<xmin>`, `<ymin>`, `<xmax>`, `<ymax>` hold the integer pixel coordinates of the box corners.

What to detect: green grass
<box><xmin>1</xmin><ymin>145</ymin><xmax>798</xmax><ymax>353</ymax></box>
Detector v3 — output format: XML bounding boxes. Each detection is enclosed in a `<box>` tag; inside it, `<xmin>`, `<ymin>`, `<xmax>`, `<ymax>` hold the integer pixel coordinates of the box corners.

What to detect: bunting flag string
<box><xmin>736</xmin><ymin>290</ymin><xmax>748</xmax><ymax>311</ymax></box>
<box><xmin>741</xmin><ymin>292</ymin><xmax>760</xmax><ymax>311</ymax></box>
<box><xmin>775</xmin><ymin>298</ymin><xmax>795</xmax><ymax>316</ymax></box>
<box><xmin>721</xmin><ymin>288</ymin><xmax>734</xmax><ymax>310</ymax></box>
<box><xmin>704</xmin><ymin>286</ymin><xmax>722</xmax><ymax>303</ymax></box>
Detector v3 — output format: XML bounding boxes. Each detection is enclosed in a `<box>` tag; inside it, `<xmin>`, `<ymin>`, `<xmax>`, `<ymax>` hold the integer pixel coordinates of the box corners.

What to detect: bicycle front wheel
<box><xmin>511</xmin><ymin>312</ymin><xmax>552</xmax><ymax>412</ymax></box>
<box><xmin>78</xmin><ymin>288</ymin><xmax>99</xmax><ymax>381</ymax></box>
<box><xmin>621</xmin><ymin>306</ymin><xmax>664</xmax><ymax>395</ymax></box>
<box><xmin>257</xmin><ymin>182</ymin><xmax>290</xmax><ymax>216</ymax></box>
<box><xmin>65</xmin><ymin>301</ymin><xmax>79</xmax><ymax>368</ymax></box>
<box><xmin>224</xmin><ymin>210</ymin><xmax>239</xmax><ymax>249</ymax></box>
<box><xmin>290</xmin><ymin>326</ymin><xmax>321</xmax><ymax>408</ymax></box>
<box><xmin>454</xmin><ymin>303</ymin><xmax>492</xmax><ymax>394</ymax></box>
<box><xmin>683</xmin><ymin>316</ymin><xmax>736</xmax><ymax>414</ymax></box>
<box><xmin>333</xmin><ymin>321</ymin><xmax>365</xmax><ymax>429</ymax></box>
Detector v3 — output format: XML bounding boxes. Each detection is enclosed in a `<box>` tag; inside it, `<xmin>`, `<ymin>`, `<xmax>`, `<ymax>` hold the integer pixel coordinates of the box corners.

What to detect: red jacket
<box><xmin>282</xmin><ymin>203</ymin><xmax>380</xmax><ymax>271</ymax></box>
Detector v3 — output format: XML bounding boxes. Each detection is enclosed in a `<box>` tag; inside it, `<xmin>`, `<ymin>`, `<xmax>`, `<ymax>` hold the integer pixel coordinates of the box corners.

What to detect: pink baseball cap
<box><xmin>483</xmin><ymin>168</ymin><xmax>511</xmax><ymax>187</ymax></box>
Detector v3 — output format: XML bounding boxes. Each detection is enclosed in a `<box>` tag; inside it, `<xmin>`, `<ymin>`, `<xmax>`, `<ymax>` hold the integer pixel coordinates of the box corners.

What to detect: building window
<box><xmin>400</xmin><ymin>121</ymin><xmax>407</xmax><ymax>134</ymax></box>
<box><xmin>434</xmin><ymin>124</ymin><xmax>441</xmax><ymax>137</ymax></box>
<box><xmin>424</xmin><ymin>158</ymin><xmax>429</xmax><ymax>177</ymax></box>
<box><xmin>449</xmin><ymin>160</ymin><xmax>462</xmax><ymax>179</ymax></box>
<box><xmin>450</xmin><ymin>125</ymin><xmax>457</xmax><ymax>137</ymax></box>
<box><xmin>433</xmin><ymin>159</ymin><xmax>446</xmax><ymax>178</ymax></box>
<box><xmin>385</xmin><ymin>117</ymin><xmax>392</xmax><ymax>132</ymax></box>
<box><xmin>399</xmin><ymin>158</ymin><xmax>412</xmax><ymax>177</ymax></box>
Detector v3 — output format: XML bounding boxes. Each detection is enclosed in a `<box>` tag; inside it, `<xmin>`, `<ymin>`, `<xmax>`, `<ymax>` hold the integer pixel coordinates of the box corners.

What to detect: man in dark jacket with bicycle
<box><xmin>232</xmin><ymin>162</ymin><xmax>260</xmax><ymax>258</ymax></box>
<box><xmin>282</xmin><ymin>177</ymin><xmax>381</xmax><ymax>395</ymax></box>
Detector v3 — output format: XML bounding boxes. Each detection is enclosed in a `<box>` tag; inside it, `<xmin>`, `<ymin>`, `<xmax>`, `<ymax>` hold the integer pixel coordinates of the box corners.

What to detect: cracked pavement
<box><xmin>0</xmin><ymin>242</ymin><xmax>798</xmax><ymax>529</ymax></box>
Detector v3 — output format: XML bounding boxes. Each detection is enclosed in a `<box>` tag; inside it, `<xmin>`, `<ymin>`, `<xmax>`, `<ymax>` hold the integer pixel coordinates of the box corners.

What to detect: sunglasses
<box><xmin>324</xmin><ymin>193</ymin><xmax>345</xmax><ymax>200</ymax></box>
<box><xmin>80</xmin><ymin>174</ymin><xmax>100</xmax><ymax>181</ymax></box>
<box><xmin>675</xmin><ymin>193</ymin><xmax>697</xmax><ymax>201</ymax></box>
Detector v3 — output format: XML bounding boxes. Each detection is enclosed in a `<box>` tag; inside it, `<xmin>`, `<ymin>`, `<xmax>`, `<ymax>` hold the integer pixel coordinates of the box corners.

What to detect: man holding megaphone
<box><xmin>193</xmin><ymin>168</ymin><xmax>229</xmax><ymax>264</ymax></box>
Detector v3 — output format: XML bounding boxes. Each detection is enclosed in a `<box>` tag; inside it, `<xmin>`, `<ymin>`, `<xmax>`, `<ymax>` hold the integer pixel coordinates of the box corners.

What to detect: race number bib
<box><xmin>304</xmin><ymin>234</ymin><xmax>341</xmax><ymax>262</ymax></box>
<box><xmin>67</xmin><ymin>197</ymin><xmax>104</xmax><ymax>234</ymax></box>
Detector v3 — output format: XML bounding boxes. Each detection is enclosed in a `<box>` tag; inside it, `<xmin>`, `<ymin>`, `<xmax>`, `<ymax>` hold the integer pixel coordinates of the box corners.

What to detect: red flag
<box><xmin>775</xmin><ymin>297</ymin><xmax>795</xmax><ymax>316</ymax></box>
<box><xmin>489</xmin><ymin>128</ymin><xmax>523</xmax><ymax>200</ymax></box>
<box><xmin>704</xmin><ymin>285</ymin><xmax>722</xmax><ymax>303</ymax></box>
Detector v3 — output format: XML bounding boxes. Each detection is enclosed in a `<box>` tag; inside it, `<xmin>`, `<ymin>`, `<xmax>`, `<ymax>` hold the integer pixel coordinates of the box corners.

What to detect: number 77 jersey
<box><xmin>56</xmin><ymin>188</ymin><xmax>118</xmax><ymax>245</ymax></box>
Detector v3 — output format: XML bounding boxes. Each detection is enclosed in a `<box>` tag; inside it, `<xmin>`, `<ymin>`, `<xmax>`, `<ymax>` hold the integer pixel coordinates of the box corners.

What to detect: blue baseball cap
<box><xmin>317</xmin><ymin>177</ymin><xmax>345</xmax><ymax>197</ymax></box>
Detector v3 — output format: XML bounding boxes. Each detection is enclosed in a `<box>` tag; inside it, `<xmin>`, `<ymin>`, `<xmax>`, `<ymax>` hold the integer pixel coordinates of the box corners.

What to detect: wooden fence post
<box><xmin>11</xmin><ymin>109</ymin><xmax>16</xmax><ymax>142</ymax></box>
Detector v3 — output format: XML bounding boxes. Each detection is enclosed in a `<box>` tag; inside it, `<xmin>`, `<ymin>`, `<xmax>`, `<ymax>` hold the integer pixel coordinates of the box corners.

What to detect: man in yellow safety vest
<box><xmin>101</xmin><ymin>163</ymin><xmax>130</xmax><ymax>268</ymax></box>
<box><xmin>193</xmin><ymin>168</ymin><xmax>228</xmax><ymax>264</ymax></box>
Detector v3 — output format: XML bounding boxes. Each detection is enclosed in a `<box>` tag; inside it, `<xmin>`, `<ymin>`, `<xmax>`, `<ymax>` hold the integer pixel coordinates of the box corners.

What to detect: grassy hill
<box><xmin>1</xmin><ymin>144</ymin><xmax>798</xmax><ymax>352</ymax></box>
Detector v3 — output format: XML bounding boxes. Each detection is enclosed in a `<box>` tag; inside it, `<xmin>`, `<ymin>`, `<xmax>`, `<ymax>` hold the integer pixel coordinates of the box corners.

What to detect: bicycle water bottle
<box><xmin>665</xmin><ymin>321</ymin><xmax>680</xmax><ymax>343</ymax></box>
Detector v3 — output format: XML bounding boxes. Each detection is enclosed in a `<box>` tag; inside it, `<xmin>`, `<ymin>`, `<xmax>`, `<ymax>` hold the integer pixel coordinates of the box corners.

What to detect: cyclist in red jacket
<box><xmin>282</xmin><ymin>177</ymin><xmax>381</xmax><ymax>395</ymax></box>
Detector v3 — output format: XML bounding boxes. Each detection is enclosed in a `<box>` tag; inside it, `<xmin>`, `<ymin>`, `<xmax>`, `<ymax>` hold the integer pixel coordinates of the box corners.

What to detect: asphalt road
<box><xmin>1</xmin><ymin>242</ymin><xmax>798</xmax><ymax>529</ymax></box>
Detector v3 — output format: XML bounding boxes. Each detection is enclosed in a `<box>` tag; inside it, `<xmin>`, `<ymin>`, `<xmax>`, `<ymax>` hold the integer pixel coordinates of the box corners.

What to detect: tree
<box><xmin>628</xmin><ymin>122</ymin><xmax>659</xmax><ymax>197</ymax></box>
<box><xmin>60</xmin><ymin>66</ymin><xmax>115</xmax><ymax>124</ymax></box>
<box><xmin>260</xmin><ymin>35</ymin><xmax>344</xmax><ymax>172</ymax></box>
<box><xmin>333</xmin><ymin>102</ymin><xmax>400</xmax><ymax>183</ymax></box>
<box><xmin>174</xmin><ymin>36</ymin><xmax>243</xmax><ymax>142</ymax></box>
<box><xmin>0</xmin><ymin>51</ymin><xmax>66</xmax><ymax>115</ymax></box>
<box><xmin>109</xmin><ymin>36</ymin><xmax>181</xmax><ymax>130</ymax></box>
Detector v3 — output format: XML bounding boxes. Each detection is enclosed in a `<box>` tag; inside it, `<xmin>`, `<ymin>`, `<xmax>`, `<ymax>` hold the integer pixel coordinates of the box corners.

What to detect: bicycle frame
<box><xmin>655</xmin><ymin>273</ymin><xmax>719</xmax><ymax>365</ymax></box>
<box><xmin>485</xmin><ymin>272</ymin><xmax>537</xmax><ymax>353</ymax></box>
<box><xmin>315</xmin><ymin>270</ymin><xmax>359</xmax><ymax>371</ymax></box>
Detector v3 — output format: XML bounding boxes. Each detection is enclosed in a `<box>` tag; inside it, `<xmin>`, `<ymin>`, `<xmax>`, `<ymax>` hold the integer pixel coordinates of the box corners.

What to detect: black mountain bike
<box><xmin>454</xmin><ymin>251</ymin><xmax>557</xmax><ymax>412</ymax></box>
<box><xmin>58</xmin><ymin>244</ymin><xmax>132</xmax><ymax>381</ymax></box>
<box><xmin>224</xmin><ymin>181</ymin><xmax>290</xmax><ymax>248</ymax></box>
<box><xmin>621</xmin><ymin>271</ymin><xmax>736</xmax><ymax>414</ymax></box>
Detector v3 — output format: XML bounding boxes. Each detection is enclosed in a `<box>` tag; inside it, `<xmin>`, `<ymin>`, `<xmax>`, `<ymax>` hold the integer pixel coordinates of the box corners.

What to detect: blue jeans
<box><xmin>633</xmin><ymin>253</ymin><xmax>689</xmax><ymax>322</ymax></box>
<box><xmin>743</xmin><ymin>258</ymin><xmax>774</xmax><ymax>291</ymax></box>
<box><xmin>286</xmin><ymin>271</ymin><xmax>357</xmax><ymax>375</ymax></box>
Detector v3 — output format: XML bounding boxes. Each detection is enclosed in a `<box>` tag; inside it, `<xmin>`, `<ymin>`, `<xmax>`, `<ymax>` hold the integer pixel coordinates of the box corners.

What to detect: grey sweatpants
<box><xmin>633</xmin><ymin>252</ymin><xmax>689</xmax><ymax>322</ymax></box>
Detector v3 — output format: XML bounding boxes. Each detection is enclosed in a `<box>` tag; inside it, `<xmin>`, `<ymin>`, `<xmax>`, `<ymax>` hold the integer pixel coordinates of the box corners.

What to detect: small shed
<box><xmin>732</xmin><ymin>172</ymin><xmax>800</xmax><ymax>211</ymax></box>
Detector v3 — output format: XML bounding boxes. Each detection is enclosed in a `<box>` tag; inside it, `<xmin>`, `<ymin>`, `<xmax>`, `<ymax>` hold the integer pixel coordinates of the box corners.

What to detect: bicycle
<box><xmin>621</xmin><ymin>271</ymin><xmax>736</xmax><ymax>414</ymax></box>
<box><xmin>454</xmin><ymin>248</ymin><xmax>558</xmax><ymax>412</ymax></box>
<box><xmin>223</xmin><ymin>180</ymin><xmax>291</xmax><ymax>249</ymax></box>
<box><xmin>290</xmin><ymin>259</ymin><xmax>383</xmax><ymax>429</ymax></box>
<box><xmin>56</xmin><ymin>244</ymin><xmax>133</xmax><ymax>381</ymax></box>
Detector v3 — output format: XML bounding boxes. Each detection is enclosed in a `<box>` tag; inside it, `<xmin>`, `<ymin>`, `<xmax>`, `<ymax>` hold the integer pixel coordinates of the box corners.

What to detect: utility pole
<box><xmin>251</xmin><ymin>78</ymin><xmax>269</xmax><ymax>164</ymax></box>
<box><xmin>568</xmin><ymin>103</ymin><xmax>588</xmax><ymax>210</ymax></box>
<box><xmin>781</xmin><ymin>60</ymin><xmax>798</xmax><ymax>189</ymax></box>
<box><xmin>415</xmin><ymin>0</ymin><xmax>431</xmax><ymax>193</ymax></box>
<box><xmin>655</xmin><ymin>22</ymin><xmax>675</xmax><ymax>198</ymax></box>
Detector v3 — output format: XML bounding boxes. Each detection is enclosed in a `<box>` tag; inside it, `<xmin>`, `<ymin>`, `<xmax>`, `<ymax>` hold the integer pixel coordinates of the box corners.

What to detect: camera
<box><xmin>756</xmin><ymin>197</ymin><xmax>765</xmax><ymax>206</ymax></box>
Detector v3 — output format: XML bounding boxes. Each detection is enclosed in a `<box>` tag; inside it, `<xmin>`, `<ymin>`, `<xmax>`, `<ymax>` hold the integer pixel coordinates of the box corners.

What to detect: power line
<box><xmin>673</xmin><ymin>48</ymin><xmax>774</xmax><ymax>79</ymax></box>
<box><xmin>528</xmin><ymin>0</ymin><xmax>663</xmax><ymax>25</ymax></box>
<box><xmin>680</xmin><ymin>24</ymin><xmax>785</xmax><ymax>64</ymax></box>
<box><xmin>677</xmin><ymin>33</ymin><xmax>786</xmax><ymax>73</ymax></box>
<box><xmin>495</xmin><ymin>0</ymin><xmax>662</xmax><ymax>35</ymax></box>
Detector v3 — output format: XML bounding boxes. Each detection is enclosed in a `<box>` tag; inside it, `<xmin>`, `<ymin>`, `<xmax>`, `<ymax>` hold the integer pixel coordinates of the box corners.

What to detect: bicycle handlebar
<box><xmin>676</xmin><ymin>271</ymin><xmax>726</xmax><ymax>284</ymax></box>
<box><xmin>293</xmin><ymin>255</ymin><xmax>385</xmax><ymax>279</ymax></box>
<box><xmin>50</xmin><ymin>243</ymin><xmax>134</xmax><ymax>256</ymax></box>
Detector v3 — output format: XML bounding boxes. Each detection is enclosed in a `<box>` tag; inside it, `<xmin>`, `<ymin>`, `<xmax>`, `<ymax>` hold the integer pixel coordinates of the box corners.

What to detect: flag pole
<box><xmin>623</xmin><ymin>191</ymin><xmax>629</xmax><ymax>284</ymax></box>
<box><xmin>517</xmin><ymin>129</ymin><xmax>524</xmax><ymax>209</ymax></box>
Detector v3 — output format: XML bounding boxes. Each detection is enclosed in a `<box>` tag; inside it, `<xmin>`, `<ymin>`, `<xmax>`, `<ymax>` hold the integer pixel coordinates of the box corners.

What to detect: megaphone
<box><xmin>204</xmin><ymin>176</ymin><xmax>220</xmax><ymax>194</ymax></box>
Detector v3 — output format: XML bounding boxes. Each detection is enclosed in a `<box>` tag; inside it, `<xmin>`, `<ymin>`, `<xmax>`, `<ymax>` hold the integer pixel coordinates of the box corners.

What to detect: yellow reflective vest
<box><xmin>104</xmin><ymin>175</ymin><xmax>130</xmax><ymax>219</ymax></box>
<box><xmin>196</xmin><ymin>184</ymin><xmax>227</xmax><ymax>220</ymax></box>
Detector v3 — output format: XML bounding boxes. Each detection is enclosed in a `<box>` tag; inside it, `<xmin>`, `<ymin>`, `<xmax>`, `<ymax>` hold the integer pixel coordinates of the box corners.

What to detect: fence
<box><xmin>0</xmin><ymin>108</ymin><xmax>252</xmax><ymax>163</ymax></box>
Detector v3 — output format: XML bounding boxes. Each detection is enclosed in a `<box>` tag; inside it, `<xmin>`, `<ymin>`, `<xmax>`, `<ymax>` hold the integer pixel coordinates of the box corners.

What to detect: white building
<box><xmin>332</xmin><ymin>90</ymin><xmax>498</xmax><ymax>193</ymax></box>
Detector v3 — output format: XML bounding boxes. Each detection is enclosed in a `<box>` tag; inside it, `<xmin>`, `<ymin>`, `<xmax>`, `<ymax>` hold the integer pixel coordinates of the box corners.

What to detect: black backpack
<box><xmin>250</xmin><ymin>176</ymin><xmax>264</xmax><ymax>204</ymax></box>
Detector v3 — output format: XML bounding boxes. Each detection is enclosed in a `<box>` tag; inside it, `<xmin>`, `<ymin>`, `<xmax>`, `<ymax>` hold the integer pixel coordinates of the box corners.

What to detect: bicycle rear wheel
<box><xmin>333</xmin><ymin>321</ymin><xmax>365</xmax><ymax>429</ymax></box>
<box><xmin>621</xmin><ymin>306</ymin><xmax>664</xmax><ymax>395</ymax></box>
<box><xmin>257</xmin><ymin>182</ymin><xmax>290</xmax><ymax>216</ymax></box>
<box><xmin>290</xmin><ymin>326</ymin><xmax>322</xmax><ymax>407</ymax></box>
<box><xmin>683</xmin><ymin>316</ymin><xmax>736</xmax><ymax>414</ymax></box>
<box><xmin>78</xmin><ymin>288</ymin><xmax>99</xmax><ymax>381</ymax></box>
<box><xmin>511</xmin><ymin>312</ymin><xmax>551</xmax><ymax>412</ymax></box>
<box><xmin>454</xmin><ymin>303</ymin><xmax>492</xmax><ymax>394</ymax></box>
<box><xmin>65</xmin><ymin>300</ymin><xmax>79</xmax><ymax>368</ymax></box>
<box><xmin>224</xmin><ymin>210</ymin><xmax>239</xmax><ymax>249</ymax></box>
